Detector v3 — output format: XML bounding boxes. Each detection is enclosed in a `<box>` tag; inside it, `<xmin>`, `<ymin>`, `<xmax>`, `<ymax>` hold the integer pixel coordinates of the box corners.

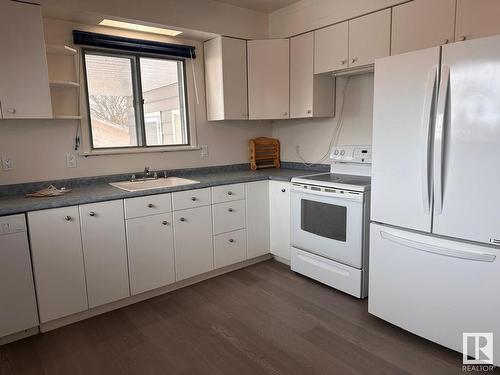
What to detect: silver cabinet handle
<box><xmin>228</xmin><ymin>208</ymin><xmax>234</xmax><ymax>212</ymax></box>
<box><xmin>351</xmin><ymin>57</ymin><xmax>358</xmax><ymax>63</ymax></box>
<box><xmin>307</xmin><ymin>109</ymin><xmax>312</xmax><ymax>114</ymax></box>
<box><xmin>162</xmin><ymin>220</ymin><xmax>170</xmax><ymax>226</ymax></box>
<box><xmin>64</xmin><ymin>216</ymin><xmax>72</xmax><ymax>221</ymax></box>
<box><xmin>7</xmin><ymin>108</ymin><xmax>16</xmax><ymax>114</ymax></box>
<box><xmin>283</xmin><ymin>112</ymin><xmax>288</xmax><ymax>117</ymax></box>
<box><xmin>179</xmin><ymin>217</ymin><xmax>186</xmax><ymax>222</ymax></box>
<box><xmin>281</xmin><ymin>188</ymin><xmax>286</xmax><ymax>193</ymax></box>
<box><xmin>341</xmin><ymin>59</ymin><xmax>347</xmax><ymax>65</ymax></box>
<box><xmin>458</xmin><ymin>35</ymin><xmax>466</xmax><ymax>41</ymax></box>
<box><xmin>227</xmin><ymin>191</ymin><xmax>233</xmax><ymax>196</ymax></box>
<box><xmin>441</xmin><ymin>39</ymin><xmax>449</xmax><ymax>45</ymax></box>
<box><xmin>89</xmin><ymin>211</ymin><xmax>96</xmax><ymax>217</ymax></box>
<box><xmin>148</xmin><ymin>203</ymin><xmax>154</xmax><ymax>208</ymax></box>
<box><xmin>229</xmin><ymin>239</ymin><xmax>235</xmax><ymax>243</ymax></box>
<box><xmin>191</xmin><ymin>197</ymin><xmax>197</xmax><ymax>201</ymax></box>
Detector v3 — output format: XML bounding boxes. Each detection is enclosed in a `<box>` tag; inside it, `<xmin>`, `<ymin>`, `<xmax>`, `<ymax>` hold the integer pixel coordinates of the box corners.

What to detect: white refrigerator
<box><xmin>369</xmin><ymin>35</ymin><xmax>500</xmax><ymax>366</ymax></box>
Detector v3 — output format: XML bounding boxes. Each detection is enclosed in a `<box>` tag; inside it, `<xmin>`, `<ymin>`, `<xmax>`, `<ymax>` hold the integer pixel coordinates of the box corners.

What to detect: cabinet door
<box><xmin>269</xmin><ymin>181</ymin><xmax>291</xmax><ymax>262</ymax></box>
<box><xmin>247</xmin><ymin>39</ymin><xmax>289</xmax><ymax>120</ymax></box>
<box><xmin>246</xmin><ymin>181</ymin><xmax>270</xmax><ymax>258</ymax></box>
<box><xmin>349</xmin><ymin>9</ymin><xmax>391</xmax><ymax>68</ymax></box>
<box><xmin>126</xmin><ymin>213</ymin><xmax>175</xmax><ymax>295</ymax></box>
<box><xmin>28</xmin><ymin>207</ymin><xmax>88</xmax><ymax>323</ymax></box>
<box><xmin>204</xmin><ymin>37</ymin><xmax>248</xmax><ymax>121</ymax></box>
<box><xmin>0</xmin><ymin>1</ymin><xmax>52</xmax><ymax>119</ymax></box>
<box><xmin>290</xmin><ymin>32</ymin><xmax>314</xmax><ymax>118</ymax></box>
<box><xmin>456</xmin><ymin>0</ymin><xmax>500</xmax><ymax>42</ymax></box>
<box><xmin>80</xmin><ymin>201</ymin><xmax>130</xmax><ymax>308</ymax></box>
<box><xmin>391</xmin><ymin>0</ymin><xmax>456</xmax><ymax>55</ymax></box>
<box><xmin>173</xmin><ymin>206</ymin><xmax>214</xmax><ymax>281</ymax></box>
<box><xmin>314</xmin><ymin>22</ymin><xmax>348</xmax><ymax>74</ymax></box>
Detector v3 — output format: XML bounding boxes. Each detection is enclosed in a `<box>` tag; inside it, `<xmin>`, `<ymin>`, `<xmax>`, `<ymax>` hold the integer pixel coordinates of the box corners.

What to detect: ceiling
<box><xmin>214</xmin><ymin>0</ymin><xmax>300</xmax><ymax>13</ymax></box>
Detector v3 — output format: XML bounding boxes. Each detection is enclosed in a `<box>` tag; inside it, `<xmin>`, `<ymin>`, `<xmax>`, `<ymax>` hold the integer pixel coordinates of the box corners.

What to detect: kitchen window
<box><xmin>82</xmin><ymin>49</ymin><xmax>190</xmax><ymax>150</ymax></box>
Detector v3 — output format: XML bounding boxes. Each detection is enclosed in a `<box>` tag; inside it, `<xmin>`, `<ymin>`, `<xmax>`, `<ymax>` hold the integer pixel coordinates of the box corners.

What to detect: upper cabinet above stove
<box><xmin>0</xmin><ymin>1</ymin><xmax>52</xmax><ymax>119</ymax></box>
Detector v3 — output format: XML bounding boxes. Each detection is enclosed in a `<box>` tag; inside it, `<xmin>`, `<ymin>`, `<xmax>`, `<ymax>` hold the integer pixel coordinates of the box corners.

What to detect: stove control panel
<box><xmin>330</xmin><ymin>145</ymin><xmax>372</xmax><ymax>164</ymax></box>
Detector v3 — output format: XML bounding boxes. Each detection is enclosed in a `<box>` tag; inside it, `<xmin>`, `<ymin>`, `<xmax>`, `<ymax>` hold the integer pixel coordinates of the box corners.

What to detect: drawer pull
<box><xmin>281</xmin><ymin>188</ymin><xmax>286</xmax><ymax>193</ymax></box>
<box><xmin>191</xmin><ymin>197</ymin><xmax>197</xmax><ymax>201</ymax></box>
<box><xmin>227</xmin><ymin>191</ymin><xmax>233</xmax><ymax>196</ymax></box>
<box><xmin>229</xmin><ymin>239</ymin><xmax>235</xmax><ymax>243</ymax></box>
<box><xmin>148</xmin><ymin>203</ymin><xmax>154</xmax><ymax>208</ymax></box>
<box><xmin>89</xmin><ymin>211</ymin><xmax>96</xmax><ymax>217</ymax></box>
<box><xmin>228</xmin><ymin>208</ymin><xmax>234</xmax><ymax>212</ymax></box>
<box><xmin>64</xmin><ymin>215</ymin><xmax>72</xmax><ymax>221</ymax></box>
<box><xmin>162</xmin><ymin>220</ymin><xmax>170</xmax><ymax>226</ymax></box>
<box><xmin>179</xmin><ymin>217</ymin><xmax>186</xmax><ymax>222</ymax></box>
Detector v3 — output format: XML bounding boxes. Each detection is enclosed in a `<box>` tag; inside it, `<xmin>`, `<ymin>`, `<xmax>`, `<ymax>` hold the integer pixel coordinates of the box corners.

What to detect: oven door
<box><xmin>291</xmin><ymin>185</ymin><xmax>365</xmax><ymax>269</ymax></box>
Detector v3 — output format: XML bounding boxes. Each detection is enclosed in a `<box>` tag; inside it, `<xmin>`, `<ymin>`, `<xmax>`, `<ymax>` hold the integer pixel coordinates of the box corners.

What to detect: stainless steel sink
<box><xmin>110</xmin><ymin>177</ymin><xmax>199</xmax><ymax>192</ymax></box>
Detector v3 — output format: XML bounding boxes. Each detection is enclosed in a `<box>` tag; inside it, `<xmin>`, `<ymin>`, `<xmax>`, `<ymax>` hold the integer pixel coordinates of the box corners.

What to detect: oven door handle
<box><xmin>291</xmin><ymin>187</ymin><xmax>364</xmax><ymax>201</ymax></box>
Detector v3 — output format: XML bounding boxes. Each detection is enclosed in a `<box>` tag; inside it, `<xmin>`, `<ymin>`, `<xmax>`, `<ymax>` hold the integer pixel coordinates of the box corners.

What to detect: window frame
<box><xmin>81</xmin><ymin>47</ymin><xmax>191</xmax><ymax>151</ymax></box>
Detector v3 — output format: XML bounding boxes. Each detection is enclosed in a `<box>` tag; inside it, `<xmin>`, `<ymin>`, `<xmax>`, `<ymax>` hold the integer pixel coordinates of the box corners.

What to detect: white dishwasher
<box><xmin>0</xmin><ymin>214</ymin><xmax>39</xmax><ymax>342</ymax></box>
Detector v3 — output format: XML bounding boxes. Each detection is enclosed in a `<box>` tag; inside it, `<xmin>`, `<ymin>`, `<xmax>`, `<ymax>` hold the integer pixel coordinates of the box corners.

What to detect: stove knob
<box><xmin>333</xmin><ymin>149</ymin><xmax>339</xmax><ymax>156</ymax></box>
<box><xmin>340</xmin><ymin>149</ymin><xmax>346</xmax><ymax>156</ymax></box>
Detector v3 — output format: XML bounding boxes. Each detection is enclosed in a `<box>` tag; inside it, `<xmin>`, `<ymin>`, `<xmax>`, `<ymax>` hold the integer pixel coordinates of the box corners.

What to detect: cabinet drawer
<box><xmin>172</xmin><ymin>188</ymin><xmax>211</xmax><ymax>211</ymax></box>
<box><xmin>212</xmin><ymin>183</ymin><xmax>245</xmax><ymax>204</ymax></box>
<box><xmin>124</xmin><ymin>193</ymin><xmax>171</xmax><ymax>219</ymax></box>
<box><xmin>212</xmin><ymin>200</ymin><xmax>246</xmax><ymax>235</ymax></box>
<box><xmin>214</xmin><ymin>229</ymin><xmax>247</xmax><ymax>269</ymax></box>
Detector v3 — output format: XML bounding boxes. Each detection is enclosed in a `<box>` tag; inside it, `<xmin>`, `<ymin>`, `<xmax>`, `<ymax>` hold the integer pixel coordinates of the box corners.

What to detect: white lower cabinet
<box><xmin>212</xmin><ymin>200</ymin><xmax>246</xmax><ymax>235</ymax></box>
<box><xmin>79</xmin><ymin>201</ymin><xmax>130</xmax><ymax>308</ymax></box>
<box><xmin>246</xmin><ymin>181</ymin><xmax>270</xmax><ymax>258</ymax></box>
<box><xmin>173</xmin><ymin>205</ymin><xmax>214</xmax><ymax>281</ymax></box>
<box><xmin>28</xmin><ymin>206</ymin><xmax>88</xmax><ymax>323</ymax></box>
<box><xmin>126</xmin><ymin>213</ymin><xmax>175</xmax><ymax>295</ymax></box>
<box><xmin>214</xmin><ymin>229</ymin><xmax>247</xmax><ymax>269</ymax></box>
<box><xmin>269</xmin><ymin>181</ymin><xmax>291</xmax><ymax>262</ymax></box>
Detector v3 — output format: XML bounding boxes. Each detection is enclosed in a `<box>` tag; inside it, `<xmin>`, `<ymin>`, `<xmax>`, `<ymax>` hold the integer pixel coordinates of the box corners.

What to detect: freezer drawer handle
<box><xmin>380</xmin><ymin>231</ymin><xmax>496</xmax><ymax>263</ymax></box>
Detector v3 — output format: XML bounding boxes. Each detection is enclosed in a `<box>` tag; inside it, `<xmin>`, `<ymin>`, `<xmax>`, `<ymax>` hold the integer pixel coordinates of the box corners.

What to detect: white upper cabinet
<box><xmin>204</xmin><ymin>37</ymin><xmax>248</xmax><ymax>121</ymax></box>
<box><xmin>314</xmin><ymin>22</ymin><xmax>349</xmax><ymax>74</ymax></box>
<box><xmin>247</xmin><ymin>39</ymin><xmax>289</xmax><ymax>120</ymax></box>
<box><xmin>290</xmin><ymin>32</ymin><xmax>334</xmax><ymax>119</ymax></box>
<box><xmin>0</xmin><ymin>1</ymin><xmax>52</xmax><ymax>119</ymax></box>
<box><xmin>349</xmin><ymin>9</ymin><xmax>391</xmax><ymax>68</ymax></box>
<box><xmin>391</xmin><ymin>0</ymin><xmax>456</xmax><ymax>55</ymax></box>
<box><xmin>455</xmin><ymin>0</ymin><xmax>500</xmax><ymax>42</ymax></box>
<box><xmin>79</xmin><ymin>201</ymin><xmax>130</xmax><ymax>308</ymax></box>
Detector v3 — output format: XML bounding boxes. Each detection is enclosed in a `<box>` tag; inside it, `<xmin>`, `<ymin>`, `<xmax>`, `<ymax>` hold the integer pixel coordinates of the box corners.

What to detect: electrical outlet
<box><xmin>66</xmin><ymin>153</ymin><xmax>77</xmax><ymax>168</ymax></box>
<box><xmin>200</xmin><ymin>145</ymin><xmax>209</xmax><ymax>157</ymax></box>
<box><xmin>1</xmin><ymin>156</ymin><xmax>14</xmax><ymax>171</ymax></box>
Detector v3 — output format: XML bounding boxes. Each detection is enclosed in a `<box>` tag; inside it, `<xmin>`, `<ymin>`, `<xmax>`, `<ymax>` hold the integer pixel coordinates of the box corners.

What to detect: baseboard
<box><xmin>0</xmin><ymin>327</ymin><xmax>39</xmax><ymax>346</ymax></box>
<box><xmin>272</xmin><ymin>254</ymin><xmax>291</xmax><ymax>266</ymax></box>
<box><xmin>40</xmin><ymin>254</ymin><xmax>272</xmax><ymax>333</ymax></box>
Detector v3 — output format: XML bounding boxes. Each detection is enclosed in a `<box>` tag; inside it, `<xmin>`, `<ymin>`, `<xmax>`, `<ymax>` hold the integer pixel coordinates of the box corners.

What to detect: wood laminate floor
<box><xmin>0</xmin><ymin>260</ymin><xmax>495</xmax><ymax>375</ymax></box>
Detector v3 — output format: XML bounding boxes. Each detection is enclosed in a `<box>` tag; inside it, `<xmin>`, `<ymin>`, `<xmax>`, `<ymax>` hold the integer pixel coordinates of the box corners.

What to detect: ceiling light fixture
<box><xmin>99</xmin><ymin>19</ymin><xmax>182</xmax><ymax>37</ymax></box>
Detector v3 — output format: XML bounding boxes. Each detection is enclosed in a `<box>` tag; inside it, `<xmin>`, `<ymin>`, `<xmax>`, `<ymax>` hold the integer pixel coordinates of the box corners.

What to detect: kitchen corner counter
<box><xmin>0</xmin><ymin>168</ymin><xmax>320</xmax><ymax>216</ymax></box>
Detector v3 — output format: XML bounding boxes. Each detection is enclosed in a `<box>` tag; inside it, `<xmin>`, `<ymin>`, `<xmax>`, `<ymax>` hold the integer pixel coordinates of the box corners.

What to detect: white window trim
<box><xmin>78</xmin><ymin>47</ymin><xmax>198</xmax><ymax>156</ymax></box>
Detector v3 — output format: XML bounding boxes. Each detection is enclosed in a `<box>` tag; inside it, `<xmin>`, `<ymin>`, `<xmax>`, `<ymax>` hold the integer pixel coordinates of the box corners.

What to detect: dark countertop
<box><xmin>0</xmin><ymin>168</ymin><xmax>318</xmax><ymax>216</ymax></box>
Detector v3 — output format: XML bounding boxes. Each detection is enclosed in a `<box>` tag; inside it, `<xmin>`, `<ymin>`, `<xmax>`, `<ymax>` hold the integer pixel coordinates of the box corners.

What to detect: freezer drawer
<box><xmin>291</xmin><ymin>247</ymin><xmax>366</xmax><ymax>298</ymax></box>
<box><xmin>369</xmin><ymin>223</ymin><xmax>500</xmax><ymax>365</ymax></box>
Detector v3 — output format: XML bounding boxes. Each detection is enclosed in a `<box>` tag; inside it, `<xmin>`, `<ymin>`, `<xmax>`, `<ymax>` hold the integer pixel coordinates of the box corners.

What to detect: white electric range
<box><xmin>290</xmin><ymin>145</ymin><xmax>372</xmax><ymax>298</ymax></box>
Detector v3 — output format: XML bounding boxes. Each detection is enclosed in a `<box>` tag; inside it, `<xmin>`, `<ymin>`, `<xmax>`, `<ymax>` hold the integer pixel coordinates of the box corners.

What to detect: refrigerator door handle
<box><xmin>421</xmin><ymin>67</ymin><xmax>437</xmax><ymax>214</ymax></box>
<box><xmin>380</xmin><ymin>230</ymin><xmax>496</xmax><ymax>263</ymax></box>
<box><xmin>433</xmin><ymin>64</ymin><xmax>450</xmax><ymax>215</ymax></box>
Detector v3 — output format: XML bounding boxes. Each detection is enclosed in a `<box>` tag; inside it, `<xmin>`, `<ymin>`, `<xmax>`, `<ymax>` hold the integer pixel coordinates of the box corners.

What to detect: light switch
<box><xmin>1</xmin><ymin>156</ymin><xmax>14</xmax><ymax>171</ymax></box>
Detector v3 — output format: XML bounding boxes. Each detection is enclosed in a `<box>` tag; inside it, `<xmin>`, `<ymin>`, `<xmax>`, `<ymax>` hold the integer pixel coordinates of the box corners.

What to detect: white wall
<box><xmin>0</xmin><ymin>18</ymin><xmax>271</xmax><ymax>185</ymax></box>
<box><xmin>269</xmin><ymin>0</ymin><xmax>407</xmax><ymax>38</ymax></box>
<box><xmin>272</xmin><ymin>74</ymin><xmax>374</xmax><ymax>163</ymax></box>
